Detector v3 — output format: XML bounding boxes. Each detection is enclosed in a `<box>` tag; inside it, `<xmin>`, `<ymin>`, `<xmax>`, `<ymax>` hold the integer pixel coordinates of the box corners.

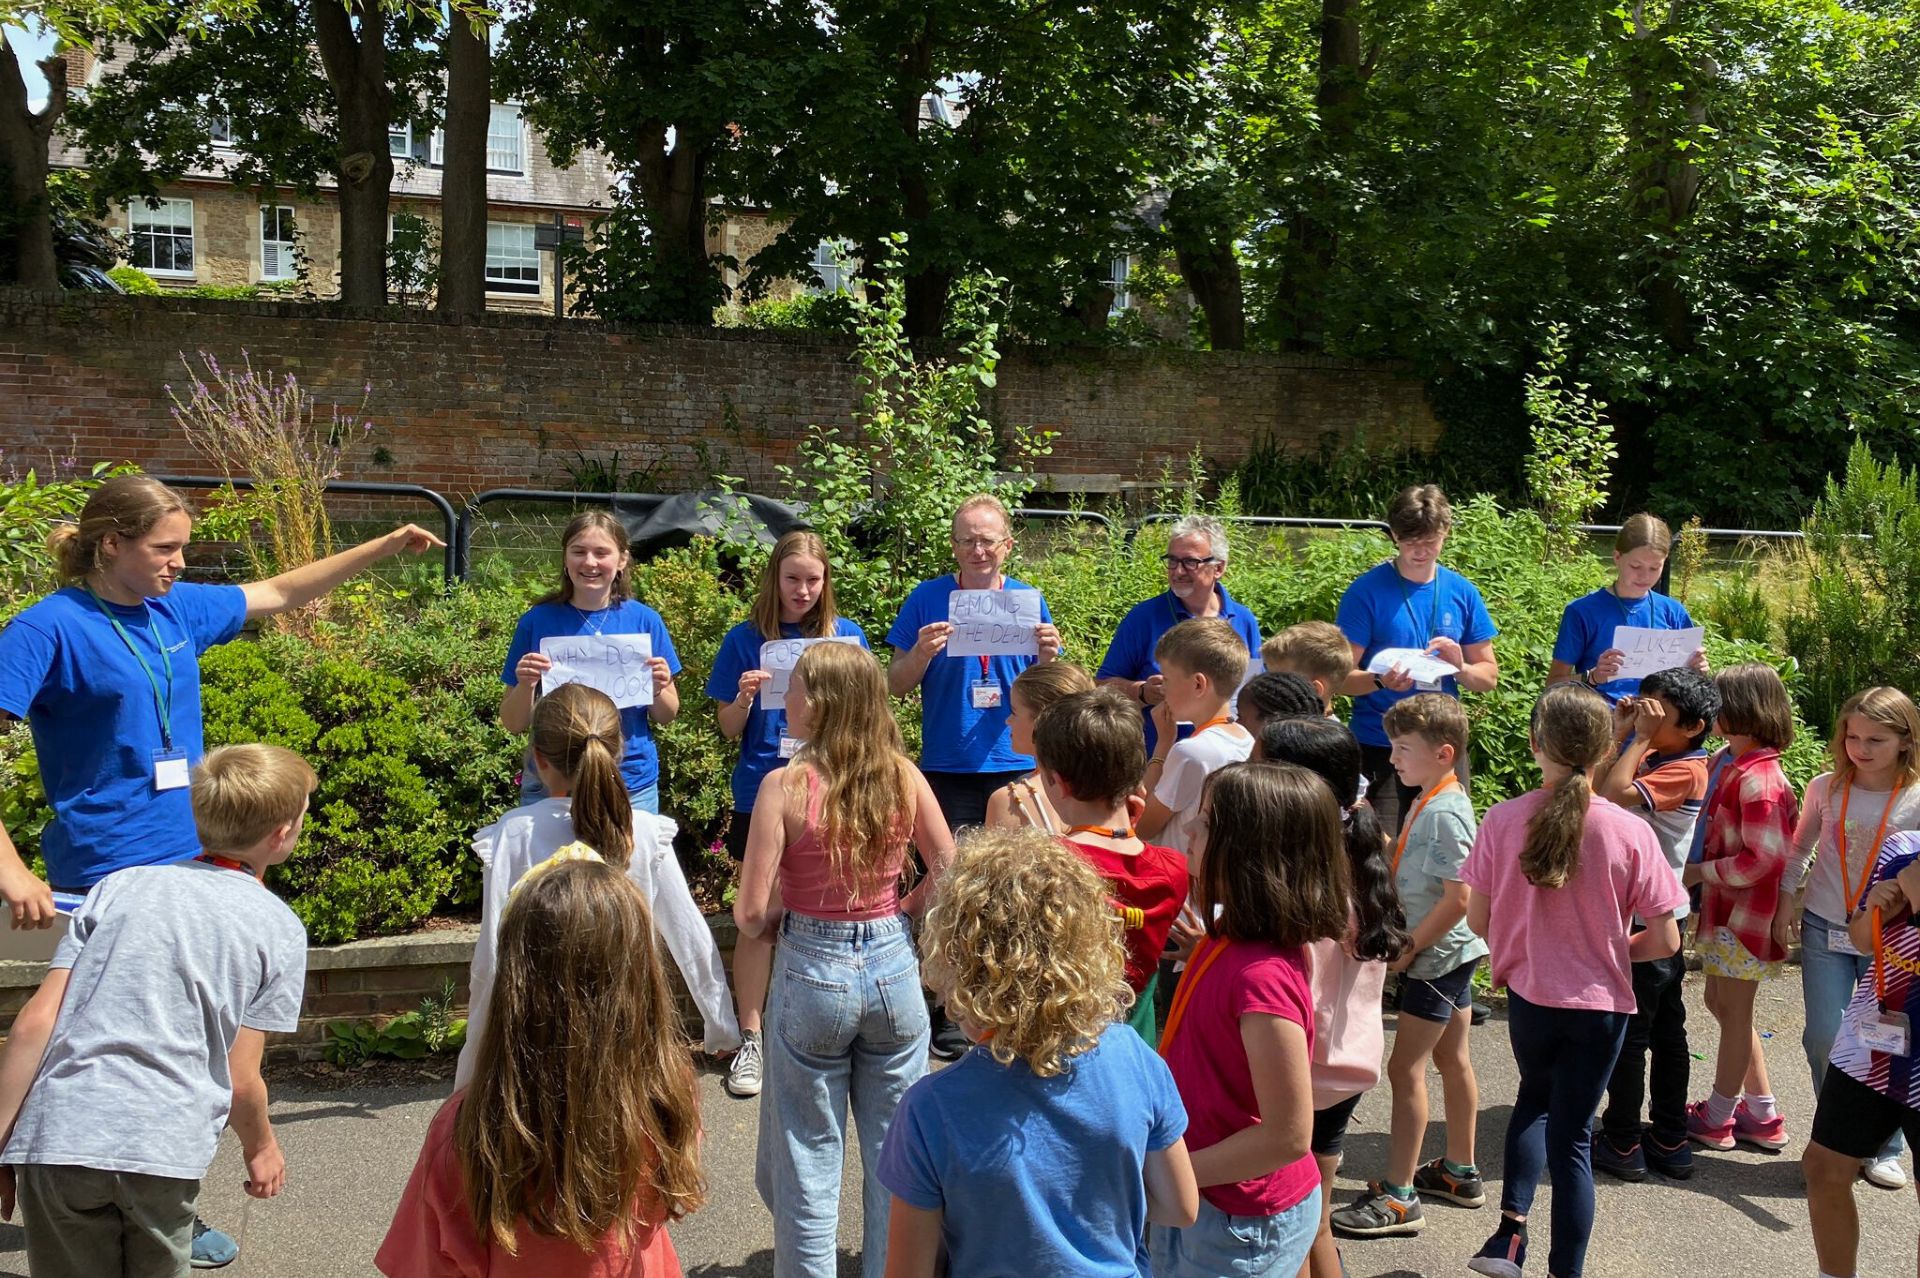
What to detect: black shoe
<box><xmin>1643</xmin><ymin>1128</ymin><xmax>1695</xmax><ymax>1180</ymax></box>
<box><xmin>927</xmin><ymin>1005</ymin><xmax>970</xmax><ymax>1061</ymax></box>
<box><xmin>1591</xmin><ymin>1131</ymin><xmax>1648</xmax><ymax>1182</ymax></box>
<box><xmin>1471</xmin><ymin>999</ymin><xmax>1491</xmax><ymax>1026</ymax></box>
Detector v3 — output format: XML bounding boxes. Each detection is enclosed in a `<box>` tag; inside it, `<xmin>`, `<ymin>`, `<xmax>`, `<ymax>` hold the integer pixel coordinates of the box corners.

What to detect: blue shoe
<box><xmin>1592</xmin><ymin>1131</ymin><xmax>1647</xmax><ymax>1182</ymax></box>
<box><xmin>191</xmin><ymin>1217</ymin><xmax>238</xmax><ymax>1269</ymax></box>
<box><xmin>1643</xmin><ymin>1128</ymin><xmax>1695</xmax><ymax>1180</ymax></box>
<box><xmin>1467</xmin><ymin>1221</ymin><xmax>1528</xmax><ymax>1278</ymax></box>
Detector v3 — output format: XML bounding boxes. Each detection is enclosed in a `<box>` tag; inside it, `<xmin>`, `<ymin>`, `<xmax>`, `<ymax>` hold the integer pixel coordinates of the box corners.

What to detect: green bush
<box><xmin>107</xmin><ymin>265</ymin><xmax>162</xmax><ymax>295</ymax></box>
<box><xmin>1</xmin><ymin>461</ymin><xmax>126</xmax><ymax>623</ymax></box>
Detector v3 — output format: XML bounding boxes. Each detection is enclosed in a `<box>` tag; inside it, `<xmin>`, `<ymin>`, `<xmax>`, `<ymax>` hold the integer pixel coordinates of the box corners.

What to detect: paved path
<box><xmin>0</xmin><ymin>979</ymin><xmax>1907</xmax><ymax>1277</ymax></box>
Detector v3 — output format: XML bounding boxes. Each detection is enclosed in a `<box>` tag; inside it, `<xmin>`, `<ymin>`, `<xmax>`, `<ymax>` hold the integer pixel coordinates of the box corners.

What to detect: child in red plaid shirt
<box><xmin>1683</xmin><ymin>662</ymin><xmax>1801</xmax><ymax>1153</ymax></box>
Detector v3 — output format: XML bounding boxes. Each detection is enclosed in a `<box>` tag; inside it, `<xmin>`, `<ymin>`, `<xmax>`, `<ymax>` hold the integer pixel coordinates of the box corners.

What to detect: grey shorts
<box><xmin>17</xmin><ymin>1163</ymin><xmax>199</xmax><ymax>1278</ymax></box>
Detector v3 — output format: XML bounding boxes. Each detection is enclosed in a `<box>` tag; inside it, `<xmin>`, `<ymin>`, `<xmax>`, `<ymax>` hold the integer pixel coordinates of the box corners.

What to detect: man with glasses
<box><xmin>1095</xmin><ymin>515</ymin><xmax>1263</xmax><ymax>755</ymax></box>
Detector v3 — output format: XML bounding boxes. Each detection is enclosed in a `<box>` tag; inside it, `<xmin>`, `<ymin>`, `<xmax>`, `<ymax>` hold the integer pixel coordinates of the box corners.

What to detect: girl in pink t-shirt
<box><xmin>377</xmin><ymin>859</ymin><xmax>702</xmax><ymax>1278</ymax></box>
<box><xmin>1459</xmin><ymin>683</ymin><xmax>1686</xmax><ymax>1278</ymax></box>
<box><xmin>1152</xmin><ymin>761</ymin><xmax>1352</xmax><ymax>1278</ymax></box>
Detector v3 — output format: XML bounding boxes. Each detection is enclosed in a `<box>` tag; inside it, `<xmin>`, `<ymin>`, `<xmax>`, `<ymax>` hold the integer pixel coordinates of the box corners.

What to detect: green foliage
<box><xmin>324</xmin><ymin>979</ymin><xmax>467</xmax><ymax>1067</ymax></box>
<box><xmin>1783</xmin><ymin>442</ymin><xmax>1920</xmax><ymax>735</ymax></box>
<box><xmin>714</xmin><ymin>292</ymin><xmax>856</xmax><ymax>334</ymax></box>
<box><xmin>560</xmin><ymin>450</ymin><xmax>668</xmax><ymax>495</ymax></box>
<box><xmin>387</xmin><ymin>211</ymin><xmax>439</xmax><ymax>309</ymax></box>
<box><xmin>0</xmin><ymin>460</ymin><xmax>124</xmax><ymax>622</ymax></box>
<box><xmin>1524</xmin><ymin>323</ymin><xmax>1616</xmax><ymax>559</ymax></box>
<box><xmin>1231</xmin><ymin>430</ymin><xmax>1521</xmax><ymax>522</ymax></box>
<box><xmin>108</xmin><ymin>265</ymin><xmax>163</xmax><ymax>294</ymax></box>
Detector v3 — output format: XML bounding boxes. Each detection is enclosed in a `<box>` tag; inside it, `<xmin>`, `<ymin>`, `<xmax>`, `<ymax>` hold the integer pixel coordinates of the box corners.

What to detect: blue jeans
<box><xmin>756</xmin><ymin>912</ymin><xmax>928</xmax><ymax>1278</ymax></box>
<box><xmin>1503</xmin><ymin>992</ymin><xmax>1628</xmax><ymax>1278</ymax></box>
<box><xmin>1802</xmin><ymin>908</ymin><xmax>1903</xmax><ymax>1160</ymax></box>
<box><xmin>1150</xmin><ymin>1190</ymin><xmax>1321</xmax><ymax>1278</ymax></box>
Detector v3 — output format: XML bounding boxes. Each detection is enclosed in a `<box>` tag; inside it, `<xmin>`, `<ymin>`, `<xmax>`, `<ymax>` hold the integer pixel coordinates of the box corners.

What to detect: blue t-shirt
<box><xmin>1096</xmin><ymin>585</ymin><xmax>1263</xmax><ymax>755</ymax></box>
<box><xmin>705</xmin><ymin>617</ymin><xmax>869</xmax><ymax>812</ymax></box>
<box><xmin>887</xmin><ymin>576</ymin><xmax>1054</xmax><ymax>774</ymax></box>
<box><xmin>876</xmin><ymin>1022</ymin><xmax>1186</xmax><ymax>1278</ymax></box>
<box><xmin>501</xmin><ymin>600</ymin><xmax>682</xmax><ymax>793</ymax></box>
<box><xmin>1552</xmin><ymin>587</ymin><xmax>1695</xmax><ymax>704</ymax></box>
<box><xmin>0</xmin><ymin>583</ymin><xmax>249</xmax><ymax>889</ymax></box>
<box><xmin>1335</xmin><ymin>562</ymin><xmax>1498</xmax><ymax>747</ymax></box>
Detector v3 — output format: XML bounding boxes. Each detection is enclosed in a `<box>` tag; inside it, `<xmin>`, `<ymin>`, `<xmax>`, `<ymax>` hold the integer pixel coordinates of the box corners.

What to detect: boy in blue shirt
<box><xmin>880</xmin><ymin>828</ymin><xmax>1197</xmax><ymax>1277</ymax></box>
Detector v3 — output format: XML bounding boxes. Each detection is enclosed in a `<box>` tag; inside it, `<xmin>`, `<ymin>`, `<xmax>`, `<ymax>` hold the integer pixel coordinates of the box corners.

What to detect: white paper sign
<box><xmin>539</xmin><ymin>633</ymin><xmax>654</xmax><ymax>708</ymax></box>
<box><xmin>1610</xmin><ymin>625</ymin><xmax>1705</xmax><ymax>681</ymax></box>
<box><xmin>758</xmin><ymin>636</ymin><xmax>864</xmax><ymax>710</ymax></box>
<box><xmin>946</xmin><ymin>589</ymin><xmax>1044</xmax><ymax>658</ymax></box>
<box><xmin>1367</xmin><ymin>647</ymin><xmax>1459</xmax><ymax>687</ymax></box>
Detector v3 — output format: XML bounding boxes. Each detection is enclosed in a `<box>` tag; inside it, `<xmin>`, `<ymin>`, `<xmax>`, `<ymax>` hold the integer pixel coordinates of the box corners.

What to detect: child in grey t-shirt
<box><xmin>0</xmin><ymin>744</ymin><xmax>312</xmax><ymax>1278</ymax></box>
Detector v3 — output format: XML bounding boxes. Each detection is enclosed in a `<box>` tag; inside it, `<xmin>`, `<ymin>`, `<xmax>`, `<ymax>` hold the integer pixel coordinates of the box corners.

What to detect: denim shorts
<box><xmin>1401</xmin><ymin>957</ymin><xmax>1479</xmax><ymax>1024</ymax></box>
<box><xmin>1150</xmin><ymin>1189</ymin><xmax>1322</xmax><ymax>1278</ymax></box>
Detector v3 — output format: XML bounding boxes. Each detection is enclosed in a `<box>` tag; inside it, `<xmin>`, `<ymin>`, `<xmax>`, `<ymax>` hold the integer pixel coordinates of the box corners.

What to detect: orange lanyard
<box><xmin>1159</xmin><ymin>936</ymin><xmax>1230</xmax><ymax>1055</ymax></box>
<box><xmin>196</xmin><ymin>853</ymin><xmax>253</xmax><ymax>875</ymax></box>
<box><xmin>1190</xmin><ymin>714</ymin><xmax>1231</xmax><ymax>736</ymax></box>
<box><xmin>1066</xmin><ymin>823</ymin><xmax>1136</xmax><ymax>840</ymax></box>
<box><xmin>1391</xmin><ymin>775</ymin><xmax>1462</xmax><ymax>878</ymax></box>
<box><xmin>1840</xmin><ymin>782</ymin><xmax>1905</xmax><ymax>912</ymax></box>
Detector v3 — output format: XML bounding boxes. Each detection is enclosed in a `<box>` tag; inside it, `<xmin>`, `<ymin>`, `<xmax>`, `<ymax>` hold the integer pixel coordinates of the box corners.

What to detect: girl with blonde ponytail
<box><xmin>1457</xmin><ymin>683</ymin><xmax>1687</xmax><ymax>1278</ymax></box>
<box><xmin>456</xmin><ymin>683</ymin><xmax>740</xmax><ymax>1088</ymax></box>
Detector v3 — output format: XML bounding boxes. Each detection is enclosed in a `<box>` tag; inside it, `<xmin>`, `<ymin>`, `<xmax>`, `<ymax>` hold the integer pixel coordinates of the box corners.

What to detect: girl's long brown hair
<box><xmin>455</xmin><ymin>860</ymin><xmax>704</xmax><ymax>1254</ymax></box>
<box><xmin>789</xmin><ymin>641</ymin><xmax>913</xmax><ymax>902</ymax></box>
<box><xmin>537</xmin><ymin>511</ymin><xmax>634</xmax><ymax>606</ymax></box>
<box><xmin>529</xmin><ymin>684</ymin><xmax>633</xmax><ymax>868</ymax></box>
<box><xmin>1198</xmin><ymin>762</ymin><xmax>1350</xmax><ymax>946</ymax></box>
<box><xmin>1522</xmin><ymin>683</ymin><xmax>1614</xmax><ymax>889</ymax></box>
<box><xmin>750</xmin><ymin>530</ymin><xmax>840</xmax><ymax>640</ymax></box>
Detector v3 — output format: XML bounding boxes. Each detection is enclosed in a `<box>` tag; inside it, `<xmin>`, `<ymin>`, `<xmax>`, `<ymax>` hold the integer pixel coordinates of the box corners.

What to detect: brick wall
<box><xmin>0</xmin><ymin>291</ymin><xmax>1441</xmax><ymax>501</ymax></box>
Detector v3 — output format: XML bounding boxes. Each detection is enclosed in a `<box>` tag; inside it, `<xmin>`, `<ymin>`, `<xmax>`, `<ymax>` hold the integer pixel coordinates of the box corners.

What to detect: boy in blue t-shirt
<box><xmin>879</xmin><ymin>828</ymin><xmax>1197</xmax><ymax>1276</ymax></box>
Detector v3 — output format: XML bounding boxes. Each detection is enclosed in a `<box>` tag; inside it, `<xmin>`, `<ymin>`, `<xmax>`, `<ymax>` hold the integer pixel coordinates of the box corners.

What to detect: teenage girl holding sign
<box><xmin>500</xmin><ymin>512</ymin><xmax>681</xmax><ymax>813</ymax></box>
<box><xmin>707</xmin><ymin>531</ymin><xmax>868</xmax><ymax>1098</ymax></box>
<box><xmin>1547</xmin><ymin>515</ymin><xmax>1708</xmax><ymax>704</ymax></box>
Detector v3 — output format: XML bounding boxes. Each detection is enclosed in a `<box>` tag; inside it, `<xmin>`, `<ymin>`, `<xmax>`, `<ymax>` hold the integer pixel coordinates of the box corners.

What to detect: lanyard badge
<box><xmin>85</xmin><ymin>588</ymin><xmax>185</xmax><ymax>791</ymax></box>
<box><xmin>1864</xmin><ymin>907</ymin><xmax>1913</xmax><ymax>1057</ymax></box>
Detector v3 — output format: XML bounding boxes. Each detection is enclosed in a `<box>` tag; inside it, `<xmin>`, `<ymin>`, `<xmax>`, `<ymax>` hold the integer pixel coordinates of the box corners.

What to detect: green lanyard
<box><xmin>84</xmin><ymin>586</ymin><xmax>176</xmax><ymax>749</ymax></box>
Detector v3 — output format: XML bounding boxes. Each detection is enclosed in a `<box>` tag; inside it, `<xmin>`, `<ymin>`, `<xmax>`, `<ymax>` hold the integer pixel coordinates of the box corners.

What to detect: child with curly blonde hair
<box><xmin>878</xmin><ymin>828</ymin><xmax>1198</xmax><ymax>1277</ymax></box>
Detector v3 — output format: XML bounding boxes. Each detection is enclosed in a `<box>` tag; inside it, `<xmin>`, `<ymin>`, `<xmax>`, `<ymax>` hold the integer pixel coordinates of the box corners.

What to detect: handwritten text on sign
<box><xmin>946</xmin><ymin>589</ymin><xmax>1044</xmax><ymax>658</ymax></box>
<box><xmin>1609</xmin><ymin>625</ymin><xmax>1704</xmax><ymax>682</ymax></box>
<box><xmin>540</xmin><ymin>633</ymin><xmax>654</xmax><ymax>709</ymax></box>
<box><xmin>759</xmin><ymin>636</ymin><xmax>864</xmax><ymax>711</ymax></box>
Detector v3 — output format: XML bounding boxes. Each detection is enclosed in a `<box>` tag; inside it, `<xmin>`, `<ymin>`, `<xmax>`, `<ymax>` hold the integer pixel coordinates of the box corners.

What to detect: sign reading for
<box><xmin>946</xmin><ymin>589</ymin><xmax>1044</xmax><ymax>658</ymax></box>
<box><xmin>758</xmin><ymin>636</ymin><xmax>864</xmax><ymax>710</ymax></box>
<box><xmin>540</xmin><ymin>633</ymin><xmax>654</xmax><ymax>708</ymax></box>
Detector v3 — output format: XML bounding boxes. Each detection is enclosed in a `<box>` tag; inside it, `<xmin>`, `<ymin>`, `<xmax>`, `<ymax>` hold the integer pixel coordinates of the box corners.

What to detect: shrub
<box><xmin>0</xmin><ymin>460</ymin><xmax>126</xmax><ymax>623</ymax></box>
<box><xmin>107</xmin><ymin>265</ymin><xmax>161</xmax><ymax>295</ymax></box>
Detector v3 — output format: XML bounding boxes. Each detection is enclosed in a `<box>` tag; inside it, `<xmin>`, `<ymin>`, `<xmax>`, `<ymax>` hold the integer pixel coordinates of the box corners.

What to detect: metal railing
<box><xmin>155</xmin><ymin>476</ymin><xmax>461</xmax><ymax>585</ymax></box>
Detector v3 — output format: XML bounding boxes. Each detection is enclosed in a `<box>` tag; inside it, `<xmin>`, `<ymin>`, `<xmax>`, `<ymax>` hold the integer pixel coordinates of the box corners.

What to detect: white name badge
<box><xmin>777</xmin><ymin>736</ymin><xmax>802</xmax><ymax>760</ymax></box>
<box><xmin>153</xmin><ymin>749</ymin><xmax>191</xmax><ymax>792</ymax></box>
<box><xmin>971</xmin><ymin>681</ymin><xmax>1003</xmax><ymax>710</ymax></box>
<box><xmin>1830</xmin><ymin>928</ymin><xmax>1864</xmax><ymax>958</ymax></box>
<box><xmin>1859</xmin><ymin>1011</ymin><xmax>1911</xmax><ymax>1057</ymax></box>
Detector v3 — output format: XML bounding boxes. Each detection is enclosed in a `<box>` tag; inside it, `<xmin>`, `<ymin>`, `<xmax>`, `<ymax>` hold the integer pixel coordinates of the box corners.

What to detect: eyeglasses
<box><xmin>953</xmin><ymin>537</ymin><xmax>1009</xmax><ymax>551</ymax></box>
<box><xmin>1162</xmin><ymin>555</ymin><xmax>1221</xmax><ymax>572</ymax></box>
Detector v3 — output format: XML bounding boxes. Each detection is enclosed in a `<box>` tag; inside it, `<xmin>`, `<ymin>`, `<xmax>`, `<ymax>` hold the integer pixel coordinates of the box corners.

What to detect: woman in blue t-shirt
<box><xmin>706</xmin><ymin>530</ymin><xmax>868</xmax><ymax>1099</ymax></box>
<box><xmin>500</xmin><ymin>511</ymin><xmax>682</xmax><ymax>813</ymax></box>
<box><xmin>1547</xmin><ymin>514</ymin><xmax>1706</xmax><ymax>705</ymax></box>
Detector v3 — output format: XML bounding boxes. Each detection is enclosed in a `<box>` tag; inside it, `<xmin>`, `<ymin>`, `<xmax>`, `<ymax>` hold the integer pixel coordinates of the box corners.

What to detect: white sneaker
<box><xmin>1863</xmin><ymin>1155</ymin><xmax>1907</xmax><ymax>1189</ymax></box>
<box><xmin>726</xmin><ymin>1030</ymin><xmax>763</xmax><ymax>1098</ymax></box>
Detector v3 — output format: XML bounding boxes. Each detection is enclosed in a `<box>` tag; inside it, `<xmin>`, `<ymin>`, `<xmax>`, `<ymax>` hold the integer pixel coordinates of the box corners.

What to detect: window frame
<box><xmin>483</xmin><ymin>220</ymin><xmax>541</xmax><ymax>295</ymax></box>
<box><xmin>388</xmin><ymin>122</ymin><xmax>413</xmax><ymax>159</ymax></box>
<box><xmin>127</xmin><ymin>197</ymin><xmax>196</xmax><ymax>278</ymax></box>
<box><xmin>485</xmin><ymin>103</ymin><xmax>526</xmax><ymax>175</ymax></box>
<box><xmin>259</xmin><ymin>205</ymin><xmax>297</xmax><ymax>282</ymax></box>
<box><xmin>1108</xmin><ymin>254</ymin><xmax>1132</xmax><ymax>315</ymax></box>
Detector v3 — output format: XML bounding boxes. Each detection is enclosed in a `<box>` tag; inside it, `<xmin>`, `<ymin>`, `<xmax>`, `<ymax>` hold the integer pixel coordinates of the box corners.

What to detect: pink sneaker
<box><xmin>1685</xmin><ymin>1100</ymin><xmax>1736</xmax><ymax>1151</ymax></box>
<box><xmin>1732</xmin><ymin>1100</ymin><xmax>1789</xmax><ymax>1152</ymax></box>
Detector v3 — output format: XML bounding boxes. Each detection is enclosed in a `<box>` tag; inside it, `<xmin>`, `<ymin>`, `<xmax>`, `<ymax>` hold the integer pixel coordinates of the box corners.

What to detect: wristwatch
<box><xmin>1371</xmin><ymin>673</ymin><xmax>1384</xmax><ymax>691</ymax></box>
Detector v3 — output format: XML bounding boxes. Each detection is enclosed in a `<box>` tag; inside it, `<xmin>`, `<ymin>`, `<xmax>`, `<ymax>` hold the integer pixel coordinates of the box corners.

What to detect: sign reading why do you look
<box><xmin>539</xmin><ymin>633</ymin><xmax>654</xmax><ymax>709</ymax></box>
<box><xmin>946</xmin><ymin>589</ymin><xmax>1044</xmax><ymax>658</ymax></box>
<box><xmin>758</xmin><ymin>636</ymin><xmax>864</xmax><ymax>711</ymax></box>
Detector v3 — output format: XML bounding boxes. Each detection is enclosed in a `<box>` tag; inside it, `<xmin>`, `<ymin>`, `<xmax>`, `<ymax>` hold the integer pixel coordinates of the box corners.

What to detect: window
<box><xmin>429</xmin><ymin>128</ymin><xmax>445</xmax><ymax>166</ymax></box>
<box><xmin>486</xmin><ymin>104</ymin><xmax>525</xmax><ymax>173</ymax></box>
<box><xmin>388</xmin><ymin>123</ymin><xmax>412</xmax><ymax>158</ymax></box>
<box><xmin>128</xmin><ymin>198</ymin><xmax>194</xmax><ymax>276</ymax></box>
<box><xmin>260</xmin><ymin>206</ymin><xmax>296</xmax><ymax>281</ymax></box>
<box><xmin>485</xmin><ymin>222</ymin><xmax>540</xmax><ymax>293</ymax></box>
<box><xmin>209</xmin><ymin>113</ymin><xmax>234</xmax><ymax>147</ymax></box>
<box><xmin>1108</xmin><ymin>254</ymin><xmax>1132</xmax><ymax>314</ymax></box>
<box><xmin>809</xmin><ymin>239</ymin><xmax>853</xmax><ymax>295</ymax></box>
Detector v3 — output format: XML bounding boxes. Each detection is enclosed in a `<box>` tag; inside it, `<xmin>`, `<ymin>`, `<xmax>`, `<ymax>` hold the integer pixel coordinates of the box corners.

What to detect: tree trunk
<box><xmin>313</xmin><ymin>0</ymin><xmax>394</xmax><ymax>306</ymax></box>
<box><xmin>1277</xmin><ymin>0</ymin><xmax>1366</xmax><ymax>350</ymax></box>
<box><xmin>892</xmin><ymin>21</ymin><xmax>949</xmax><ymax>342</ymax></box>
<box><xmin>633</xmin><ymin>119</ymin><xmax>716</xmax><ymax>325</ymax></box>
<box><xmin>1174</xmin><ymin>235</ymin><xmax>1246</xmax><ymax>351</ymax></box>
<box><xmin>1624</xmin><ymin>0</ymin><xmax>1707</xmax><ymax>354</ymax></box>
<box><xmin>438</xmin><ymin>13</ymin><xmax>490</xmax><ymax>317</ymax></box>
<box><xmin>0</xmin><ymin>42</ymin><xmax>67</xmax><ymax>290</ymax></box>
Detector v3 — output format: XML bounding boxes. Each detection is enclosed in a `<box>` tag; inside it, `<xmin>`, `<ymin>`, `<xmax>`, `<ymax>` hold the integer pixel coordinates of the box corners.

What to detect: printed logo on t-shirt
<box><xmin>1441</xmin><ymin>609</ymin><xmax>1457</xmax><ymax>631</ymax></box>
<box><xmin>1117</xmin><ymin>902</ymin><xmax>1145</xmax><ymax>930</ymax></box>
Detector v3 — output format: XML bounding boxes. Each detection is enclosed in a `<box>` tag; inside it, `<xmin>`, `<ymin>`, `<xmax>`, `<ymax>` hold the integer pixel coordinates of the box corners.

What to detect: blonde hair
<box><xmin>530</xmin><ymin>684</ymin><xmax>634</xmax><ymax>869</ymax></box>
<box><xmin>1383</xmin><ymin>692</ymin><xmax>1470</xmax><ymax>758</ymax></box>
<box><xmin>1830</xmin><ymin>687</ymin><xmax>1920</xmax><ymax>791</ymax></box>
<box><xmin>1011</xmin><ymin>661</ymin><xmax>1095</xmax><ymax>717</ymax></box>
<box><xmin>1386</xmin><ymin>485</ymin><xmax>1453</xmax><ymax>540</ymax></box>
<box><xmin>921</xmin><ymin>829</ymin><xmax>1130</xmax><ymax>1077</ymax></box>
<box><xmin>1261</xmin><ymin>621</ymin><xmax>1354</xmax><ymax>689</ymax></box>
<box><xmin>749</xmin><ymin>531</ymin><xmax>840</xmax><ymax>640</ymax></box>
<box><xmin>46</xmin><ymin>475</ymin><xmax>191</xmax><ymax>582</ymax></box>
<box><xmin>538</xmin><ymin>511</ymin><xmax>633</xmax><ymax>607</ymax></box>
<box><xmin>1522</xmin><ymin>683</ymin><xmax>1614</xmax><ymax>889</ymax></box>
<box><xmin>1155</xmin><ymin>617</ymin><xmax>1251</xmax><ymax>691</ymax></box>
<box><xmin>1615</xmin><ymin>513</ymin><xmax>1672</xmax><ymax>557</ymax></box>
<box><xmin>953</xmin><ymin>493</ymin><xmax>1012</xmax><ymax>531</ymax></box>
<box><xmin>191</xmin><ymin>744</ymin><xmax>317</xmax><ymax>854</ymax></box>
<box><xmin>789</xmin><ymin>642</ymin><xmax>914</xmax><ymax>902</ymax></box>
<box><xmin>456</xmin><ymin>859</ymin><xmax>704</xmax><ymax>1254</ymax></box>
<box><xmin>1715</xmin><ymin>662</ymin><xmax>1796</xmax><ymax>750</ymax></box>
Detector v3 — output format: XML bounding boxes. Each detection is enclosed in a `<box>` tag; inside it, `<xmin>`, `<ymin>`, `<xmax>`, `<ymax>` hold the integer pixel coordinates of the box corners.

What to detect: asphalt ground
<box><xmin>0</xmin><ymin>976</ymin><xmax>1909</xmax><ymax>1277</ymax></box>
